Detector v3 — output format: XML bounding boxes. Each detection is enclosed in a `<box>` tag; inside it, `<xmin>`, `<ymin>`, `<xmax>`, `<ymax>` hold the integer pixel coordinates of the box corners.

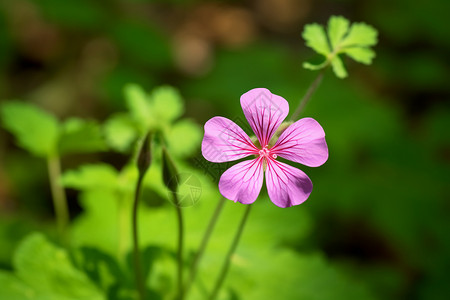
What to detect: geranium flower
<box><xmin>201</xmin><ymin>88</ymin><xmax>328</xmax><ymax>208</ymax></box>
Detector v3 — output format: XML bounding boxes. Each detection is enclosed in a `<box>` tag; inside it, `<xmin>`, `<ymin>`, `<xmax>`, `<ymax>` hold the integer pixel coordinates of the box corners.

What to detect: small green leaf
<box><xmin>340</xmin><ymin>23</ymin><xmax>378</xmax><ymax>47</ymax></box>
<box><xmin>331</xmin><ymin>56</ymin><xmax>348</xmax><ymax>78</ymax></box>
<box><xmin>302</xmin><ymin>23</ymin><xmax>330</xmax><ymax>56</ymax></box>
<box><xmin>0</xmin><ymin>101</ymin><xmax>59</xmax><ymax>157</ymax></box>
<box><xmin>103</xmin><ymin>114</ymin><xmax>138</xmax><ymax>153</ymax></box>
<box><xmin>302</xmin><ymin>16</ymin><xmax>378</xmax><ymax>78</ymax></box>
<box><xmin>303</xmin><ymin>61</ymin><xmax>328</xmax><ymax>70</ymax></box>
<box><xmin>124</xmin><ymin>83</ymin><xmax>151</xmax><ymax>132</ymax></box>
<box><xmin>167</xmin><ymin>119</ymin><xmax>202</xmax><ymax>157</ymax></box>
<box><xmin>61</xmin><ymin>164</ymin><xmax>119</xmax><ymax>191</ymax></box>
<box><xmin>150</xmin><ymin>86</ymin><xmax>184</xmax><ymax>123</ymax></box>
<box><xmin>328</xmin><ymin>16</ymin><xmax>350</xmax><ymax>49</ymax></box>
<box><xmin>58</xmin><ymin>118</ymin><xmax>107</xmax><ymax>155</ymax></box>
<box><xmin>343</xmin><ymin>47</ymin><xmax>376</xmax><ymax>64</ymax></box>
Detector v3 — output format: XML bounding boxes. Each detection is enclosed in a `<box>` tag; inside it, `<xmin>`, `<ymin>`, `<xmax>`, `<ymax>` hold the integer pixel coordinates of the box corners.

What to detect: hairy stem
<box><xmin>132</xmin><ymin>173</ymin><xmax>146</xmax><ymax>300</ymax></box>
<box><xmin>47</xmin><ymin>155</ymin><xmax>69</xmax><ymax>242</ymax></box>
<box><xmin>290</xmin><ymin>70</ymin><xmax>325</xmax><ymax>121</ymax></box>
<box><xmin>184</xmin><ymin>196</ymin><xmax>226</xmax><ymax>296</ymax></box>
<box><xmin>208</xmin><ymin>204</ymin><xmax>252</xmax><ymax>300</ymax></box>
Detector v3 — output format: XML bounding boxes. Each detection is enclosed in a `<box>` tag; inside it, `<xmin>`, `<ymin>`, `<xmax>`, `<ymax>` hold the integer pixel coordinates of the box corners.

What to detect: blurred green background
<box><xmin>0</xmin><ymin>0</ymin><xmax>449</xmax><ymax>299</ymax></box>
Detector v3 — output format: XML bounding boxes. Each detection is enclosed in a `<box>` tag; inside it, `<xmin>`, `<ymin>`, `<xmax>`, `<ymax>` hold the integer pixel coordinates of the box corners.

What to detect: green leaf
<box><xmin>123</xmin><ymin>84</ymin><xmax>185</xmax><ymax>134</ymax></box>
<box><xmin>0</xmin><ymin>271</ymin><xmax>33</xmax><ymax>300</ymax></box>
<box><xmin>331</xmin><ymin>56</ymin><xmax>348</xmax><ymax>78</ymax></box>
<box><xmin>328</xmin><ymin>16</ymin><xmax>350</xmax><ymax>49</ymax></box>
<box><xmin>4</xmin><ymin>233</ymin><xmax>105</xmax><ymax>300</ymax></box>
<box><xmin>302</xmin><ymin>23</ymin><xmax>330</xmax><ymax>56</ymax></box>
<box><xmin>150</xmin><ymin>86</ymin><xmax>184</xmax><ymax>123</ymax></box>
<box><xmin>0</xmin><ymin>101</ymin><xmax>59</xmax><ymax>157</ymax></box>
<box><xmin>103</xmin><ymin>113</ymin><xmax>138</xmax><ymax>153</ymax></box>
<box><xmin>166</xmin><ymin>119</ymin><xmax>202</xmax><ymax>157</ymax></box>
<box><xmin>343</xmin><ymin>47</ymin><xmax>376</xmax><ymax>64</ymax></box>
<box><xmin>302</xmin><ymin>16</ymin><xmax>378</xmax><ymax>78</ymax></box>
<box><xmin>303</xmin><ymin>61</ymin><xmax>328</xmax><ymax>70</ymax></box>
<box><xmin>73</xmin><ymin>247</ymin><xmax>128</xmax><ymax>296</ymax></box>
<box><xmin>124</xmin><ymin>83</ymin><xmax>151</xmax><ymax>132</ymax></box>
<box><xmin>230</xmin><ymin>250</ymin><xmax>377</xmax><ymax>300</ymax></box>
<box><xmin>61</xmin><ymin>164</ymin><xmax>119</xmax><ymax>191</ymax></box>
<box><xmin>340</xmin><ymin>23</ymin><xmax>378</xmax><ymax>47</ymax></box>
<box><xmin>58</xmin><ymin>118</ymin><xmax>107</xmax><ymax>155</ymax></box>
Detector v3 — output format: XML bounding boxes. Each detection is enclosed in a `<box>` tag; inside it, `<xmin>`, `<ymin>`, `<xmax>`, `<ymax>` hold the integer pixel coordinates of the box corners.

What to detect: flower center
<box><xmin>258</xmin><ymin>145</ymin><xmax>277</xmax><ymax>160</ymax></box>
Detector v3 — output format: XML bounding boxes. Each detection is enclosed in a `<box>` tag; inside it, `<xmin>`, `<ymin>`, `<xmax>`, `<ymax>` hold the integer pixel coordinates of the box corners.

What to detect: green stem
<box><xmin>208</xmin><ymin>204</ymin><xmax>252</xmax><ymax>300</ymax></box>
<box><xmin>132</xmin><ymin>173</ymin><xmax>146</xmax><ymax>300</ymax></box>
<box><xmin>185</xmin><ymin>196</ymin><xmax>226</xmax><ymax>296</ymax></box>
<box><xmin>47</xmin><ymin>155</ymin><xmax>69</xmax><ymax>242</ymax></box>
<box><xmin>173</xmin><ymin>193</ymin><xmax>184</xmax><ymax>300</ymax></box>
<box><xmin>117</xmin><ymin>191</ymin><xmax>128</xmax><ymax>263</ymax></box>
<box><xmin>290</xmin><ymin>69</ymin><xmax>326</xmax><ymax>121</ymax></box>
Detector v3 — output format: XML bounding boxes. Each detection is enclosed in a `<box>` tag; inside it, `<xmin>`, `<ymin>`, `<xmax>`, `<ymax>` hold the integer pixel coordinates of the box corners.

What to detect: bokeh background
<box><xmin>0</xmin><ymin>0</ymin><xmax>449</xmax><ymax>299</ymax></box>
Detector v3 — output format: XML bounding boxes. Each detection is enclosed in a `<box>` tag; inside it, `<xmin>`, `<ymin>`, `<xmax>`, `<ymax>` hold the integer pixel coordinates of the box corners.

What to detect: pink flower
<box><xmin>201</xmin><ymin>88</ymin><xmax>328</xmax><ymax>208</ymax></box>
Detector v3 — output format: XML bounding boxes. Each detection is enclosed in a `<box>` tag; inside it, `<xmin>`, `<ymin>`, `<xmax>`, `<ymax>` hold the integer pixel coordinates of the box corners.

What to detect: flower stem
<box><xmin>117</xmin><ymin>192</ymin><xmax>128</xmax><ymax>263</ymax></box>
<box><xmin>208</xmin><ymin>204</ymin><xmax>252</xmax><ymax>300</ymax></box>
<box><xmin>47</xmin><ymin>155</ymin><xmax>69</xmax><ymax>243</ymax></box>
<box><xmin>173</xmin><ymin>192</ymin><xmax>185</xmax><ymax>300</ymax></box>
<box><xmin>132</xmin><ymin>173</ymin><xmax>146</xmax><ymax>300</ymax></box>
<box><xmin>184</xmin><ymin>196</ymin><xmax>226</xmax><ymax>296</ymax></box>
<box><xmin>290</xmin><ymin>69</ymin><xmax>325</xmax><ymax>121</ymax></box>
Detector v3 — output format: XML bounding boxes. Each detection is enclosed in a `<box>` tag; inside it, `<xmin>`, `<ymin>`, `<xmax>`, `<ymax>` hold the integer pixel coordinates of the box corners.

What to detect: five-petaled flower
<box><xmin>201</xmin><ymin>88</ymin><xmax>329</xmax><ymax>208</ymax></box>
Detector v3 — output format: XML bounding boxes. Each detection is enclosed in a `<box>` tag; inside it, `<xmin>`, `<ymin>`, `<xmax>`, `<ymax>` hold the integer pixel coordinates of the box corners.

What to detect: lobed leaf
<box><xmin>340</xmin><ymin>23</ymin><xmax>378</xmax><ymax>48</ymax></box>
<box><xmin>150</xmin><ymin>85</ymin><xmax>184</xmax><ymax>123</ymax></box>
<box><xmin>124</xmin><ymin>83</ymin><xmax>151</xmax><ymax>132</ymax></box>
<box><xmin>331</xmin><ymin>56</ymin><xmax>348</xmax><ymax>78</ymax></box>
<box><xmin>124</xmin><ymin>84</ymin><xmax>186</xmax><ymax>135</ymax></box>
<box><xmin>328</xmin><ymin>16</ymin><xmax>350</xmax><ymax>49</ymax></box>
<box><xmin>103</xmin><ymin>113</ymin><xmax>138</xmax><ymax>153</ymax></box>
<box><xmin>343</xmin><ymin>47</ymin><xmax>376</xmax><ymax>64</ymax></box>
<box><xmin>302</xmin><ymin>23</ymin><xmax>330</xmax><ymax>56</ymax></box>
<box><xmin>302</xmin><ymin>16</ymin><xmax>378</xmax><ymax>78</ymax></box>
<box><xmin>166</xmin><ymin>119</ymin><xmax>202</xmax><ymax>157</ymax></box>
<box><xmin>0</xmin><ymin>233</ymin><xmax>106</xmax><ymax>300</ymax></box>
<box><xmin>61</xmin><ymin>164</ymin><xmax>119</xmax><ymax>191</ymax></box>
<box><xmin>0</xmin><ymin>101</ymin><xmax>59</xmax><ymax>157</ymax></box>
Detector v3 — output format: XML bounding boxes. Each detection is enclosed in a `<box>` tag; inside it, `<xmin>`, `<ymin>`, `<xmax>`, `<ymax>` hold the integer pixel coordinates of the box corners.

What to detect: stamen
<box><xmin>258</xmin><ymin>145</ymin><xmax>277</xmax><ymax>161</ymax></box>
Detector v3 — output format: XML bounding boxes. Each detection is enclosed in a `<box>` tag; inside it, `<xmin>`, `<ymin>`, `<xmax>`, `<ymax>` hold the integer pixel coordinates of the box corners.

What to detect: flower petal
<box><xmin>271</xmin><ymin>117</ymin><xmax>328</xmax><ymax>167</ymax></box>
<box><xmin>219</xmin><ymin>158</ymin><xmax>264</xmax><ymax>204</ymax></box>
<box><xmin>240</xmin><ymin>88</ymin><xmax>289</xmax><ymax>147</ymax></box>
<box><xmin>202</xmin><ymin>117</ymin><xmax>258</xmax><ymax>163</ymax></box>
<box><xmin>265</xmin><ymin>160</ymin><xmax>313</xmax><ymax>208</ymax></box>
